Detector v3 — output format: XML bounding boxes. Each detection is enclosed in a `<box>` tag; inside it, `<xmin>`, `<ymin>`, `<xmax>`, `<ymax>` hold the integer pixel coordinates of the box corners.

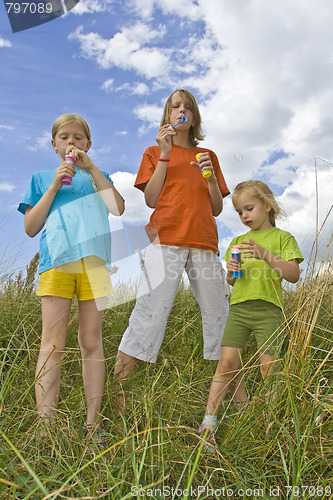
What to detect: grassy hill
<box><xmin>0</xmin><ymin>252</ymin><xmax>332</xmax><ymax>499</ymax></box>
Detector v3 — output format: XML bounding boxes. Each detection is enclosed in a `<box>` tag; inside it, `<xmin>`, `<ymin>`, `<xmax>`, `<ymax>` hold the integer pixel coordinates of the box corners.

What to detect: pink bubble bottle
<box><xmin>62</xmin><ymin>152</ymin><xmax>76</xmax><ymax>186</ymax></box>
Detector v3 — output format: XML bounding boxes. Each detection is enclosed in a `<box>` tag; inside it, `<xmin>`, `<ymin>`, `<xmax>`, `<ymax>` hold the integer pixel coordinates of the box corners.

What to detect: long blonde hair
<box><xmin>232</xmin><ymin>180</ymin><xmax>285</xmax><ymax>227</ymax></box>
<box><xmin>160</xmin><ymin>89</ymin><xmax>205</xmax><ymax>146</ymax></box>
<box><xmin>52</xmin><ymin>113</ymin><xmax>91</xmax><ymax>141</ymax></box>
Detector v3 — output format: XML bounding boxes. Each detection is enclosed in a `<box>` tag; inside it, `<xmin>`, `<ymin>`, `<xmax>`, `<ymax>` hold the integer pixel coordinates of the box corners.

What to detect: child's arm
<box><xmin>89</xmin><ymin>165</ymin><xmax>125</xmax><ymax>216</ymax></box>
<box><xmin>70</xmin><ymin>147</ymin><xmax>125</xmax><ymax>216</ymax></box>
<box><xmin>190</xmin><ymin>152</ymin><xmax>223</xmax><ymax>216</ymax></box>
<box><xmin>206</xmin><ymin>175</ymin><xmax>223</xmax><ymax>216</ymax></box>
<box><xmin>241</xmin><ymin>237</ymin><xmax>300</xmax><ymax>283</ymax></box>
<box><xmin>144</xmin><ymin>125</ymin><xmax>175</xmax><ymax>208</ymax></box>
<box><xmin>225</xmin><ymin>257</ymin><xmax>240</xmax><ymax>286</ymax></box>
<box><xmin>24</xmin><ymin>164</ymin><xmax>75</xmax><ymax>237</ymax></box>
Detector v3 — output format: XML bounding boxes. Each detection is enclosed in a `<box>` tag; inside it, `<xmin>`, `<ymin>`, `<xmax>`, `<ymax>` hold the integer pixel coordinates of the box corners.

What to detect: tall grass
<box><xmin>0</xmin><ymin>239</ymin><xmax>332</xmax><ymax>499</ymax></box>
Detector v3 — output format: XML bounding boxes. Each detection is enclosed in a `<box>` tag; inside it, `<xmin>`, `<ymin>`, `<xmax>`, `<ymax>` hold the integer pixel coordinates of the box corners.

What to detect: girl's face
<box><xmin>168</xmin><ymin>91</ymin><xmax>195</xmax><ymax>129</ymax></box>
<box><xmin>52</xmin><ymin>121</ymin><xmax>91</xmax><ymax>159</ymax></box>
<box><xmin>233</xmin><ymin>190</ymin><xmax>273</xmax><ymax>231</ymax></box>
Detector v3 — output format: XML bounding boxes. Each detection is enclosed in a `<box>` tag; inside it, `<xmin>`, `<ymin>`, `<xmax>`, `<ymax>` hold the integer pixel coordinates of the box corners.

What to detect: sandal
<box><xmin>83</xmin><ymin>423</ymin><xmax>107</xmax><ymax>450</ymax></box>
<box><xmin>198</xmin><ymin>424</ymin><xmax>217</xmax><ymax>452</ymax></box>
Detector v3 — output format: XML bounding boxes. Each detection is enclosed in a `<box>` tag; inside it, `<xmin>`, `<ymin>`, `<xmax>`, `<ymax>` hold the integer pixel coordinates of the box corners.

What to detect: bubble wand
<box><xmin>171</xmin><ymin>115</ymin><xmax>188</xmax><ymax>129</ymax></box>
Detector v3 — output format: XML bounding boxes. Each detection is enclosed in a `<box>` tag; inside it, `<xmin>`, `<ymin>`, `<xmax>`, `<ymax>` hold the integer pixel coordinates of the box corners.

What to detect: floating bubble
<box><xmin>234</xmin><ymin>152</ymin><xmax>244</xmax><ymax>161</ymax></box>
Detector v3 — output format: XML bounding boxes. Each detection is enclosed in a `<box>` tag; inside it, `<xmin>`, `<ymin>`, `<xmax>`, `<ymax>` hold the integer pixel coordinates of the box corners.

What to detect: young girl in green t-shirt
<box><xmin>199</xmin><ymin>180</ymin><xmax>303</xmax><ymax>451</ymax></box>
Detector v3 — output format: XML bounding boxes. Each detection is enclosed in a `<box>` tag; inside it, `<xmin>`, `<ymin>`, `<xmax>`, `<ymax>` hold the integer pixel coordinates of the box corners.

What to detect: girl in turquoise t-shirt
<box><xmin>18</xmin><ymin>113</ymin><xmax>125</xmax><ymax>447</ymax></box>
<box><xmin>199</xmin><ymin>180</ymin><xmax>303</xmax><ymax>451</ymax></box>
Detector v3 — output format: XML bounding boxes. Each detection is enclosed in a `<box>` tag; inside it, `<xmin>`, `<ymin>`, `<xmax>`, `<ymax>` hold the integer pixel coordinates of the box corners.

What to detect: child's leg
<box><xmin>259</xmin><ymin>352</ymin><xmax>281</xmax><ymax>401</ymax></box>
<box><xmin>114</xmin><ymin>351</ymin><xmax>140</xmax><ymax>380</ymax></box>
<box><xmin>229</xmin><ymin>370</ymin><xmax>249</xmax><ymax>406</ymax></box>
<box><xmin>114</xmin><ymin>351</ymin><xmax>141</xmax><ymax>411</ymax></box>
<box><xmin>186</xmin><ymin>250</ymin><xmax>247</xmax><ymax>405</ymax></box>
<box><xmin>115</xmin><ymin>245</ymin><xmax>188</xmax><ymax>409</ymax></box>
<box><xmin>78</xmin><ymin>299</ymin><xmax>105</xmax><ymax>425</ymax></box>
<box><xmin>259</xmin><ymin>353</ymin><xmax>276</xmax><ymax>378</ymax></box>
<box><xmin>36</xmin><ymin>296</ymin><xmax>72</xmax><ymax>423</ymax></box>
<box><xmin>205</xmin><ymin>346</ymin><xmax>243</xmax><ymax>416</ymax></box>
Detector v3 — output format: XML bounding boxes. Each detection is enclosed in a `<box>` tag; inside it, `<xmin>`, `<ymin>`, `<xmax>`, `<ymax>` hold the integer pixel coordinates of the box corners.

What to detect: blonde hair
<box><xmin>160</xmin><ymin>89</ymin><xmax>205</xmax><ymax>146</ymax></box>
<box><xmin>232</xmin><ymin>180</ymin><xmax>285</xmax><ymax>227</ymax></box>
<box><xmin>52</xmin><ymin>113</ymin><xmax>91</xmax><ymax>141</ymax></box>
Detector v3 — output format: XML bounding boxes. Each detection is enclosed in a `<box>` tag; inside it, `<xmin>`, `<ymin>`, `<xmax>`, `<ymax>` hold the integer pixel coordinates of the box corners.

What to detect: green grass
<box><xmin>0</xmin><ymin>251</ymin><xmax>332</xmax><ymax>499</ymax></box>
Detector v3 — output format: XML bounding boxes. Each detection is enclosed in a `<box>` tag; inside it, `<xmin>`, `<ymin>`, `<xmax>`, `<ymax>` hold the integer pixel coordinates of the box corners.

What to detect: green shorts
<box><xmin>221</xmin><ymin>300</ymin><xmax>284</xmax><ymax>354</ymax></box>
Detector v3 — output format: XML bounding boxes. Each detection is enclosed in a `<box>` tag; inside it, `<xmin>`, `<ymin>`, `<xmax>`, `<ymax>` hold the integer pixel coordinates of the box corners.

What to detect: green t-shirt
<box><xmin>224</xmin><ymin>228</ymin><xmax>304</xmax><ymax>308</ymax></box>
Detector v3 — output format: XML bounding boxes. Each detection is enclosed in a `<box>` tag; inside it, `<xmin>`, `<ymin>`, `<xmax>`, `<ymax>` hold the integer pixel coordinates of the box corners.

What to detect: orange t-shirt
<box><xmin>135</xmin><ymin>144</ymin><xmax>230</xmax><ymax>254</ymax></box>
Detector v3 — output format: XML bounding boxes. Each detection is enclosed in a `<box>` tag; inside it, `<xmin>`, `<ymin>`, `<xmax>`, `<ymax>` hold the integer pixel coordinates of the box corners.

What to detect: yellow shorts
<box><xmin>37</xmin><ymin>256</ymin><xmax>113</xmax><ymax>300</ymax></box>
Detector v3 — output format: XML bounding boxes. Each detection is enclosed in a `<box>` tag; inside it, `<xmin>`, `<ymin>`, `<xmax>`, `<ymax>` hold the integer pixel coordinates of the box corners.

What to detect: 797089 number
<box><xmin>6</xmin><ymin>3</ymin><xmax>53</xmax><ymax>14</ymax></box>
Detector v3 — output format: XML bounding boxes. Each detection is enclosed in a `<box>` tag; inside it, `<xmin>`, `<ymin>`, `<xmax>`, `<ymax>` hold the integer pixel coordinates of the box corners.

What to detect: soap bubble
<box><xmin>234</xmin><ymin>152</ymin><xmax>244</xmax><ymax>161</ymax></box>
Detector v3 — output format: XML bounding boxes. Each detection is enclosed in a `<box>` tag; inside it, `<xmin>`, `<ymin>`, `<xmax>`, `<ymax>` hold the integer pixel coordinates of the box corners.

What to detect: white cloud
<box><xmin>70</xmin><ymin>0</ymin><xmax>115</xmax><ymax>15</ymax></box>
<box><xmin>110</xmin><ymin>171</ymin><xmax>153</xmax><ymax>224</ymax></box>
<box><xmin>277</xmin><ymin>163</ymin><xmax>333</xmax><ymax>259</ymax></box>
<box><xmin>108</xmin><ymin>81</ymin><xmax>150</xmax><ymax>95</ymax></box>
<box><xmin>101</xmin><ymin>78</ymin><xmax>114</xmax><ymax>92</ymax></box>
<box><xmin>133</xmin><ymin>102</ymin><xmax>163</xmax><ymax>135</ymax></box>
<box><xmin>26</xmin><ymin>130</ymin><xmax>50</xmax><ymax>152</ymax></box>
<box><xmin>128</xmin><ymin>0</ymin><xmax>201</xmax><ymax>20</ymax></box>
<box><xmin>0</xmin><ymin>125</ymin><xmax>14</xmax><ymax>131</ymax></box>
<box><xmin>0</xmin><ymin>182</ymin><xmax>15</xmax><ymax>192</ymax></box>
<box><xmin>129</xmin><ymin>82</ymin><xmax>150</xmax><ymax>95</ymax></box>
<box><xmin>0</xmin><ymin>36</ymin><xmax>11</xmax><ymax>48</ymax></box>
<box><xmin>69</xmin><ymin>23</ymin><xmax>169</xmax><ymax>78</ymax></box>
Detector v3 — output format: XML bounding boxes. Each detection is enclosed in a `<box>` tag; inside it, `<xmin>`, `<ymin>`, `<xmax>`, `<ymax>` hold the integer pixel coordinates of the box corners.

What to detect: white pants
<box><xmin>118</xmin><ymin>244</ymin><xmax>229</xmax><ymax>362</ymax></box>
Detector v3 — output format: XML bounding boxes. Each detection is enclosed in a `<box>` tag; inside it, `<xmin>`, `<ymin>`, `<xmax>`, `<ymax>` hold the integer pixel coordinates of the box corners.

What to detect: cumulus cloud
<box><xmin>110</xmin><ymin>171</ymin><xmax>153</xmax><ymax>224</ymax></box>
<box><xmin>101</xmin><ymin>78</ymin><xmax>114</xmax><ymax>92</ymax></box>
<box><xmin>26</xmin><ymin>130</ymin><xmax>50</xmax><ymax>152</ymax></box>
<box><xmin>0</xmin><ymin>182</ymin><xmax>15</xmax><ymax>192</ymax></box>
<box><xmin>70</xmin><ymin>0</ymin><xmax>115</xmax><ymax>15</ymax></box>
<box><xmin>133</xmin><ymin>102</ymin><xmax>162</xmax><ymax>122</ymax></box>
<box><xmin>103</xmin><ymin>81</ymin><xmax>150</xmax><ymax>96</ymax></box>
<box><xmin>0</xmin><ymin>125</ymin><xmax>14</xmax><ymax>131</ymax></box>
<box><xmin>128</xmin><ymin>0</ymin><xmax>201</xmax><ymax>20</ymax></box>
<box><xmin>0</xmin><ymin>36</ymin><xmax>11</xmax><ymax>48</ymax></box>
<box><xmin>69</xmin><ymin>23</ymin><xmax>169</xmax><ymax>79</ymax></box>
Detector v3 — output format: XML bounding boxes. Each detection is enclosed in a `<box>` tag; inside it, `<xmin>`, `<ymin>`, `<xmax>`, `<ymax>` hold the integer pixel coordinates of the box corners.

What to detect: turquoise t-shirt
<box><xmin>224</xmin><ymin>227</ymin><xmax>304</xmax><ymax>308</ymax></box>
<box><xmin>18</xmin><ymin>168</ymin><xmax>113</xmax><ymax>273</ymax></box>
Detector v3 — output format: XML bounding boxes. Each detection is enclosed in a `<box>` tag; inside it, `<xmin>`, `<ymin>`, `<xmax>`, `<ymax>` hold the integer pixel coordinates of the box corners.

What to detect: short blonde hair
<box><xmin>160</xmin><ymin>89</ymin><xmax>205</xmax><ymax>146</ymax></box>
<box><xmin>232</xmin><ymin>180</ymin><xmax>285</xmax><ymax>227</ymax></box>
<box><xmin>52</xmin><ymin>113</ymin><xmax>91</xmax><ymax>141</ymax></box>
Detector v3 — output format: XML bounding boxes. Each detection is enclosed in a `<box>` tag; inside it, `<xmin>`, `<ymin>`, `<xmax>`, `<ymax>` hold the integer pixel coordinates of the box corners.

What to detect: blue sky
<box><xmin>1</xmin><ymin>0</ymin><xmax>332</xmax><ymax>284</ymax></box>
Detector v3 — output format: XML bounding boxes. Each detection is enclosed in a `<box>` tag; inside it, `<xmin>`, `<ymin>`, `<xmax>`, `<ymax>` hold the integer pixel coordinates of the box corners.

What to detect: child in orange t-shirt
<box><xmin>115</xmin><ymin>89</ymin><xmax>246</xmax><ymax>406</ymax></box>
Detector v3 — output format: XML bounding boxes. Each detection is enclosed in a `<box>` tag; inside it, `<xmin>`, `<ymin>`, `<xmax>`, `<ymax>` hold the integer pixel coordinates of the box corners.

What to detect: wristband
<box><xmin>158</xmin><ymin>158</ymin><xmax>170</xmax><ymax>162</ymax></box>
